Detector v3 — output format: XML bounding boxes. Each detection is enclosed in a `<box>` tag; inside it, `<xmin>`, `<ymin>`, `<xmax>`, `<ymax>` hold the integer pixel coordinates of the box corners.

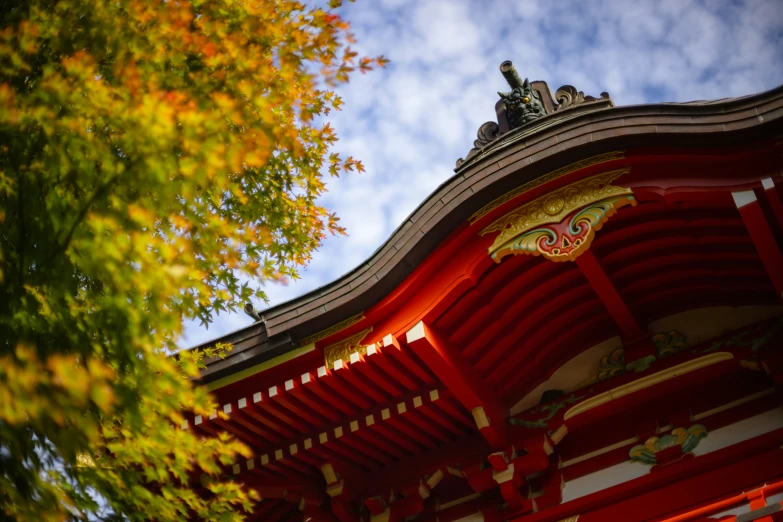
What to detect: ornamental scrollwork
<box><xmin>653</xmin><ymin>330</ymin><xmax>688</xmax><ymax>358</ymax></box>
<box><xmin>456</xmin><ymin>122</ymin><xmax>500</xmax><ymax>168</ymax></box>
<box><xmin>625</xmin><ymin>355</ymin><xmax>656</xmax><ymax>373</ymax></box>
<box><xmin>554</xmin><ymin>85</ymin><xmax>611</xmax><ymax>111</ymax></box>
<box><xmin>596</xmin><ymin>348</ymin><xmax>625</xmax><ymax>380</ymax></box>
<box><xmin>481</xmin><ymin>168</ymin><xmax>636</xmax><ymax>262</ymax></box>
<box><xmin>323</xmin><ymin>328</ymin><xmax>373</xmax><ymax>368</ymax></box>
<box><xmin>492</xmin><ymin>195</ymin><xmax>635</xmax><ymax>262</ymax></box>
<box><xmin>629</xmin><ymin>425</ymin><xmax>707</xmax><ymax>465</ymax></box>
<box><xmin>483</xmin><ymin>168</ymin><xmax>635</xmax><ymax>263</ymax></box>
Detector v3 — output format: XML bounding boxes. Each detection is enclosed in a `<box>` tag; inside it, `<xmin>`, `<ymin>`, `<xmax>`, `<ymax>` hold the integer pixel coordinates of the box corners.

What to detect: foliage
<box><xmin>0</xmin><ymin>0</ymin><xmax>385</xmax><ymax>519</ymax></box>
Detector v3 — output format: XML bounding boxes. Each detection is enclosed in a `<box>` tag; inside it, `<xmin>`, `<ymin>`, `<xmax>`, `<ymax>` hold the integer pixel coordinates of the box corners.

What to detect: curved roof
<box><xmin>199</xmin><ymin>81</ymin><xmax>783</xmax><ymax>383</ymax></box>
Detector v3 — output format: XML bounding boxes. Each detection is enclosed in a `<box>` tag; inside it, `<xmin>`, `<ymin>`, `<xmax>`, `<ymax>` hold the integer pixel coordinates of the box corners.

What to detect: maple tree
<box><xmin>0</xmin><ymin>0</ymin><xmax>385</xmax><ymax>519</ymax></box>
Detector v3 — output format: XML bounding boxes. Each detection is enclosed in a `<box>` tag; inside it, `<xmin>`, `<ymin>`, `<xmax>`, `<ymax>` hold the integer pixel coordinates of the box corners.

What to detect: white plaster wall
<box><xmin>692</xmin><ymin>408</ymin><xmax>783</xmax><ymax>456</ymax></box>
<box><xmin>562</xmin><ymin>460</ymin><xmax>649</xmax><ymax>503</ymax></box>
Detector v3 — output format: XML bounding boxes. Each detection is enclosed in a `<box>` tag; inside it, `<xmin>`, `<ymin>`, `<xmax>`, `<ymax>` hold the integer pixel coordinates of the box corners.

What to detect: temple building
<box><xmin>187</xmin><ymin>62</ymin><xmax>783</xmax><ymax>522</ymax></box>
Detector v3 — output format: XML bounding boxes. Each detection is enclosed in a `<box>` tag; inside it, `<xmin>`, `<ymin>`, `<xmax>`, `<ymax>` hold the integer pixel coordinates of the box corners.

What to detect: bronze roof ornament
<box><xmin>456</xmin><ymin>61</ymin><xmax>615</xmax><ymax>169</ymax></box>
<box><xmin>498</xmin><ymin>61</ymin><xmax>547</xmax><ymax>129</ymax></box>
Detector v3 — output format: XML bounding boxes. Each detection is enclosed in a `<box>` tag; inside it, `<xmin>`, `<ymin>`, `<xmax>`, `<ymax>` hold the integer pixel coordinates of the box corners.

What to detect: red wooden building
<box><xmin>188</xmin><ymin>62</ymin><xmax>783</xmax><ymax>522</ymax></box>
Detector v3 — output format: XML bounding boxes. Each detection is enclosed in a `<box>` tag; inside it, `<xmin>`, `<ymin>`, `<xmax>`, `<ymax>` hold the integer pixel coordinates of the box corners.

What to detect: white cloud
<box><xmin>181</xmin><ymin>0</ymin><xmax>783</xmax><ymax>348</ymax></box>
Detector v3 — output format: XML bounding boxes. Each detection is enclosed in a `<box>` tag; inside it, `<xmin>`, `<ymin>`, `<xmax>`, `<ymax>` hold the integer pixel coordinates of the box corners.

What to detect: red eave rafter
<box><xmin>184</xmin><ymin>338</ymin><xmax>475</xmax><ymax>485</ymax></box>
<box><xmin>404</xmin><ymin>321</ymin><xmax>509</xmax><ymax>449</ymax></box>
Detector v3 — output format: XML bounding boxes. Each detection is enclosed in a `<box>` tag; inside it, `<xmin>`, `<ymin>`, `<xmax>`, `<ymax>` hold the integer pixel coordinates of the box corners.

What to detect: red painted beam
<box><xmin>329</xmin><ymin>497</ymin><xmax>361</xmax><ymax>522</ymax></box>
<box><xmin>398</xmin><ymin>403</ymin><xmax>455</xmax><ymax>443</ymax></box>
<box><xmin>248</xmin><ymin>499</ymin><xmax>285</xmax><ymax>522</ymax></box>
<box><xmin>416</xmin><ymin>401</ymin><xmax>466</xmax><ymax>438</ymax></box>
<box><xmin>435</xmin><ymin>254</ymin><xmax>534</xmax><ymax>334</ymax></box>
<box><xmin>312</xmin><ymin>434</ymin><xmax>382</xmax><ymax>470</ymax></box>
<box><xmin>491</xmin><ymin>297</ymin><xmax>607</xmax><ymax>387</ymax></box>
<box><xmin>265</xmin><ymin>500</ymin><xmax>297</xmax><ymax>522</ymax></box>
<box><xmin>458</xmin><ymin>261</ymin><xmax>567</xmax><ymax>359</ymax></box>
<box><xmin>241</xmin><ymin>474</ymin><xmax>323</xmax><ymax>497</ymax></box>
<box><xmin>382</xmin><ymin>334</ymin><xmax>437</xmax><ymax>386</ymax></box>
<box><xmin>318</xmin><ymin>366</ymin><xmax>374</xmax><ymax>411</ymax></box>
<box><xmin>370</xmin><ymin>342</ymin><xmax>420</xmax><ymax>391</ymax></box>
<box><xmin>575</xmin><ymin>248</ymin><xmax>657</xmax><ymax>362</ymax></box>
<box><xmin>761</xmin><ymin>177</ymin><xmax>783</xmax><ymax>231</ymax></box>
<box><xmin>499</xmin><ymin>315</ymin><xmax>616</xmax><ymax>401</ymax></box>
<box><xmin>332</xmin><ymin>360</ymin><xmax>389</xmax><ymax>405</ymax></box>
<box><xmin>383</xmin><ymin>412</ymin><xmax>439</xmax><ymax>448</ymax></box>
<box><xmin>247</xmin><ymin>463</ymin><xmax>290</xmax><ymax>482</ymax></box>
<box><xmin>467</xmin><ymin>268</ymin><xmax>584</xmax><ymax>365</ymax></box>
<box><xmin>575</xmin><ymin>249</ymin><xmax>643</xmax><ymax>338</ymax></box>
<box><xmin>405</xmin><ymin>322</ymin><xmax>508</xmax><ymax>449</ymax></box>
<box><xmin>210</xmin><ymin>406</ymin><xmax>271</xmax><ymax>450</ymax></box>
<box><xmin>733</xmin><ymin>189</ymin><xmax>783</xmax><ymax>297</ymax></box>
<box><xmin>431</xmin><ymin>392</ymin><xmax>475</xmax><ymax>429</ymax></box>
<box><xmin>663</xmin><ymin>486</ymin><xmax>783</xmax><ymax>522</ymax></box>
<box><xmin>365</xmin><ymin>433</ymin><xmax>490</xmax><ymax>495</ymax></box>
<box><xmin>285</xmin><ymin>377</ymin><xmax>343</xmax><ymax>423</ymax></box>
<box><xmin>300</xmin><ymin>370</ymin><xmax>357</xmax><ymax>416</ymax></box>
<box><xmin>268</xmin><ymin>383</ymin><xmax>327</xmax><ymax>427</ymax></box>
<box><xmin>348</xmin><ymin>421</ymin><xmax>408</xmax><ymax>460</ymax></box>
<box><xmin>353</xmin><ymin>350</ymin><xmax>405</xmax><ymax>397</ymax></box>
<box><xmin>630</xmin><ymin>283</ymin><xmax>776</xmax><ymax>320</ymax></box>
<box><xmin>482</xmin><ymin>286</ymin><xmax>596</xmax><ymax>385</ymax></box>
<box><xmin>304</xmin><ymin>504</ymin><xmax>341</xmax><ymax>522</ymax></box>
<box><xmin>339</xmin><ymin>431</ymin><xmax>397</xmax><ymax>466</ymax></box>
<box><xmin>239</xmin><ymin>396</ymin><xmax>297</xmax><ymax>440</ymax></box>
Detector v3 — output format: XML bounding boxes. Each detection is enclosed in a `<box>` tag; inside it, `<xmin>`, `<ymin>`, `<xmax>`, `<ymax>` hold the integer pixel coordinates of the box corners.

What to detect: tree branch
<box><xmin>48</xmin><ymin>175</ymin><xmax>118</xmax><ymax>263</ymax></box>
<box><xmin>17</xmin><ymin>170</ymin><xmax>25</xmax><ymax>287</ymax></box>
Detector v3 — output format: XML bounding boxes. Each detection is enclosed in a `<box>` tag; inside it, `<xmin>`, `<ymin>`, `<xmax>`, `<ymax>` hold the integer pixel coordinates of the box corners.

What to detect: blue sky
<box><xmin>180</xmin><ymin>0</ymin><xmax>783</xmax><ymax>347</ymax></box>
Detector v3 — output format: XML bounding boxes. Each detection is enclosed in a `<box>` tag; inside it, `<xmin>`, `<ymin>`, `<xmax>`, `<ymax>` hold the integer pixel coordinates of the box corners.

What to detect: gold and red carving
<box><xmin>482</xmin><ymin>168</ymin><xmax>635</xmax><ymax>262</ymax></box>
<box><xmin>323</xmin><ymin>327</ymin><xmax>373</xmax><ymax>368</ymax></box>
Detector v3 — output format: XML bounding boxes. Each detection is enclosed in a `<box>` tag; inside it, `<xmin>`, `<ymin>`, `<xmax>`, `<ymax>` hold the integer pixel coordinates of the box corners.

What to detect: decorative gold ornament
<box><xmin>299</xmin><ymin>312</ymin><xmax>365</xmax><ymax>347</ymax></box>
<box><xmin>468</xmin><ymin>151</ymin><xmax>624</xmax><ymax>225</ymax></box>
<box><xmin>323</xmin><ymin>328</ymin><xmax>373</xmax><ymax>368</ymax></box>
<box><xmin>483</xmin><ymin>168</ymin><xmax>634</xmax><ymax>262</ymax></box>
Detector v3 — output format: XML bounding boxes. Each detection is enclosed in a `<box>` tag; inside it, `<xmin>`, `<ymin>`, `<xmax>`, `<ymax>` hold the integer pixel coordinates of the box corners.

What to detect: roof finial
<box><xmin>498</xmin><ymin>61</ymin><xmax>545</xmax><ymax>130</ymax></box>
